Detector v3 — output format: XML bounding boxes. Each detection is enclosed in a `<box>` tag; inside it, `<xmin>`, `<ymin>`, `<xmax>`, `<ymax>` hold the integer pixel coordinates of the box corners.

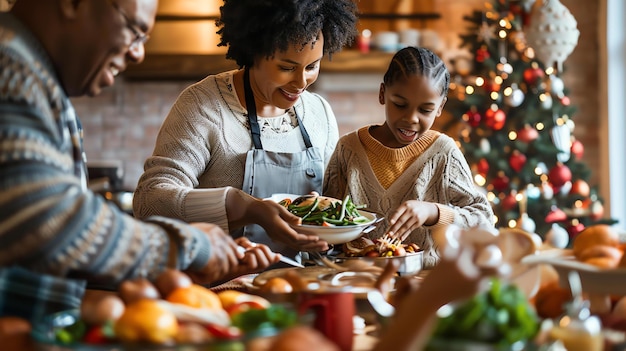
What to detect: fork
<box><xmin>308</xmin><ymin>250</ymin><xmax>348</xmax><ymax>271</ymax></box>
<box><xmin>308</xmin><ymin>251</ymin><xmax>384</xmax><ymax>274</ymax></box>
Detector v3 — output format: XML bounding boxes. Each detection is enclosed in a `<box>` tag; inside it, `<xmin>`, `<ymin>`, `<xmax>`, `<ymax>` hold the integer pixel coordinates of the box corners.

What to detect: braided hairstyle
<box><xmin>216</xmin><ymin>0</ymin><xmax>358</xmax><ymax>68</ymax></box>
<box><xmin>383</xmin><ymin>46</ymin><xmax>450</xmax><ymax>98</ymax></box>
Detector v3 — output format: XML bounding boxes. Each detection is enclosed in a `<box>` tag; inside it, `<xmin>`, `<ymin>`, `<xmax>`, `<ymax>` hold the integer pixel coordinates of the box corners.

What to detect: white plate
<box><xmin>521</xmin><ymin>249</ymin><xmax>626</xmax><ymax>295</ymax></box>
<box><xmin>267</xmin><ymin>193</ymin><xmax>378</xmax><ymax>245</ymax></box>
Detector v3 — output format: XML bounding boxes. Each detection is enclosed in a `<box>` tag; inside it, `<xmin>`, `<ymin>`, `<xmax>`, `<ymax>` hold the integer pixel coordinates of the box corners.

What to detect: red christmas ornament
<box><xmin>476</xmin><ymin>47</ymin><xmax>490</xmax><ymax>63</ymax></box>
<box><xmin>516</xmin><ymin>125</ymin><xmax>539</xmax><ymax>143</ymax></box>
<box><xmin>523</xmin><ymin>67</ymin><xmax>544</xmax><ymax>85</ymax></box>
<box><xmin>548</xmin><ymin>163</ymin><xmax>572</xmax><ymax>188</ymax></box>
<box><xmin>569</xmin><ymin>179</ymin><xmax>590</xmax><ymax>197</ymax></box>
<box><xmin>492</xmin><ymin>172</ymin><xmax>510</xmax><ymax>192</ymax></box>
<box><xmin>560</xmin><ymin>96</ymin><xmax>571</xmax><ymax>106</ymax></box>
<box><xmin>465</xmin><ymin>110</ymin><xmax>482</xmax><ymax>127</ymax></box>
<box><xmin>500</xmin><ymin>192</ymin><xmax>518</xmax><ymax>211</ymax></box>
<box><xmin>545</xmin><ymin>207</ymin><xmax>568</xmax><ymax>223</ymax></box>
<box><xmin>570</xmin><ymin>140</ymin><xmax>584</xmax><ymax>160</ymax></box>
<box><xmin>567</xmin><ymin>222</ymin><xmax>586</xmax><ymax>238</ymax></box>
<box><xmin>509</xmin><ymin>150</ymin><xmax>527</xmax><ymax>172</ymax></box>
<box><xmin>484</xmin><ymin>108</ymin><xmax>506</xmax><ymax>131</ymax></box>
<box><xmin>477</xmin><ymin>158</ymin><xmax>489</xmax><ymax>175</ymax></box>
<box><xmin>484</xmin><ymin>80</ymin><xmax>501</xmax><ymax>93</ymax></box>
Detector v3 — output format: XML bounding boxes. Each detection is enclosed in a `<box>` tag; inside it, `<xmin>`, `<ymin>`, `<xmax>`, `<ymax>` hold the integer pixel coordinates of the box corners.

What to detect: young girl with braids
<box><xmin>323</xmin><ymin>47</ymin><xmax>494</xmax><ymax>268</ymax></box>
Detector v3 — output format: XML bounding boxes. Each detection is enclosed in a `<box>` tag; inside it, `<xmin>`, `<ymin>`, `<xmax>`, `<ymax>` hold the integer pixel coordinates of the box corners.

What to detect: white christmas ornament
<box><xmin>505</xmin><ymin>86</ymin><xmax>525</xmax><ymax>107</ymax></box>
<box><xmin>540</xmin><ymin>94</ymin><xmax>553</xmax><ymax>110</ymax></box>
<box><xmin>480</xmin><ymin>138</ymin><xmax>491</xmax><ymax>153</ymax></box>
<box><xmin>549</xmin><ymin>75</ymin><xmax>565</xmax><ymax>97</ymax></box>
<box><xmin>559</xmin><ymin>180</ymin><xmax>572</xmax><ymax>195</ymax></box>
<box><xmin>541</xmin><ymin>182</ymin><xmax>554</xmax><ymax>200</ymax></box>
<box><xmin>551</xmin><ymin>125</ymin><xmax>571</xmax><ymax>163</ymax></box>
<box><xmin>545</xmin><ymin>223</ymin><xmax>569</xmax><ymax>248</ymax></box>
<box><xmin>526</xmin><ymin>185</ymin><xmax>541</xmax><ymax>200</ymax></box>
<box><xmin>525</xmin><ymin>0</ymin><xmax>580</xmax><ymax>71</ymax></box>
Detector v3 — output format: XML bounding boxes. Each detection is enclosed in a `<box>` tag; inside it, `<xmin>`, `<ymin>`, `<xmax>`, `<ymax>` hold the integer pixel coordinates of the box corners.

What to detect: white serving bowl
<box><xmin>266</xmin><ymin>193</ymin><xmax>379</xmax><ymax>245</ymax></box>
<box><xmin>294</xmin><ymin>210</ymin><xmax>377</xmax><ymax>244</ymax></box>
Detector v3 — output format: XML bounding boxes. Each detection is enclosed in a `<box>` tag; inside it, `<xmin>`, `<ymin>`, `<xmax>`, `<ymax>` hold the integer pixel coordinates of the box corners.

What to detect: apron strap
<box><xmin>296</xmin><ymin>113</ymin><xmax>313</xmax><ymax>148</ymax></box>
<box><xmin>243</xmin><ymin>68</ymin><xmax>263</xmax><ymax>149</ymax></box>
<box><xmin>243</xmin><ymin>67</ymin><xmax>313</xmax><ymax>149</ymax></box>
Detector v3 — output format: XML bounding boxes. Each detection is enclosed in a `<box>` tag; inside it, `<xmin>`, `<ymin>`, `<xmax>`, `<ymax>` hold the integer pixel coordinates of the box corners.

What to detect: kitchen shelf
<box><xmin>359</xmin><ymin>12</ymin><xmax>440</xmax><ymax>20</ymax></box>
<box><xmin>153</xmin><ymin>13</ymin><xmax>441</xmax><ymax>22</ymax></box>
<box><xmin>124</xmin><ymin>50</ymin><xmax>394</xmax><ymax>80</ymax></box>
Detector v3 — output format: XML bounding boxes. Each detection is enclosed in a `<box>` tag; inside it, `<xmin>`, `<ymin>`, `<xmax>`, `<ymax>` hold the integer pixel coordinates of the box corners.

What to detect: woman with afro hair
<box><xmin>134</xmin><ymin>0</ymin><xmax>359</xmax><ymax>264</ymax></box>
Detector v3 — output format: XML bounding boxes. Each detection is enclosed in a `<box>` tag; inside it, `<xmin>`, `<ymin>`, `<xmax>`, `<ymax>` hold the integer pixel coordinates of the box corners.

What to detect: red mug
<box><xmin>298</xmin><ymin>289</ymin><xmax>355</xmax><ymax>351</ymax></box>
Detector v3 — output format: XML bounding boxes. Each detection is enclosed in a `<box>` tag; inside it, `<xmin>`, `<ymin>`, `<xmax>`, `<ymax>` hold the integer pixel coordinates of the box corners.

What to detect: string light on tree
<box><xmin>443</xmin><ymin>0</ymin><xmax>616</xmax><ymax>239</ymax></box>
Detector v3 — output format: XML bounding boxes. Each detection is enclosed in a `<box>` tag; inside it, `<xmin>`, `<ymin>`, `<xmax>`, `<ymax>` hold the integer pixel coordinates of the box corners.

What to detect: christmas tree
<box><xmin>443</xmin><ymin>0</ymin><xmax>616</xmax><ymax>245</ymax></box>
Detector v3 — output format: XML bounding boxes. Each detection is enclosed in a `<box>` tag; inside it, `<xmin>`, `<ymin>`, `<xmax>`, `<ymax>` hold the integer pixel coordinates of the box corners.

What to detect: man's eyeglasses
<box><xmin>109</xmin><ymin>0</ymin><xmax>150</xmax><ymax>50</ymax></box>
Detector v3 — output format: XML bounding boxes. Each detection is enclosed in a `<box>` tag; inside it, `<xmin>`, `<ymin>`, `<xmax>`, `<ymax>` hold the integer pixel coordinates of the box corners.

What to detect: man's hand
<box><xmin>229</xmin><ymin>237</ymin><xmax>281</xmax><ymax>276</ymax></box>
<box><xmin>184</xmin><ymin>223</ymin><xmax>242</xmax><ymax>284</ymax></box>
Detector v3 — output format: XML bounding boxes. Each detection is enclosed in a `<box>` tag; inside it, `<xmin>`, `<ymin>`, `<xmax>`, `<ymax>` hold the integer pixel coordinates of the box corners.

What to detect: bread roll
<box><xmin>572</xmin><ymin>224</ymin><xmax>619</xmax><ymax>259</ymax></box>
<box><xmin>584</xmin><ymin>256</ymin><xmax>620</xmax><ymax>269</ymax></box>
<box><xmin>578</xmin><ymin>245</ymin><xmax>623</xmax><ymax>262</ymax></box>
<box><xmin>619</xmin><ymin>248</ymin><xmax>626</xmax><ymax>268</ymax></box>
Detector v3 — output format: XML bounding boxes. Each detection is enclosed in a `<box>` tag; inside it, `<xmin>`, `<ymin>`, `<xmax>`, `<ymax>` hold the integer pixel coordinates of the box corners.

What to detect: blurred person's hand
<box><xmin>373</xmin><ymin>242</ymin><xmax>506</xmax><ymax>351</ymax></box>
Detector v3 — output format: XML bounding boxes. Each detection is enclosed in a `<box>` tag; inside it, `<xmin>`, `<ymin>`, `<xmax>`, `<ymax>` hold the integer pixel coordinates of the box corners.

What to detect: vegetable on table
<box><xmin>281</xmin><ymin>194</ymin><xmax>369</xmax><ymax>226</ymax></box>
<box><xmin>231</xmin><ymin>305</ymin><xmax>298</xmax><ymax>333</ymax></box>
<box><xmin>429</xmin><ymin>278</ymin><xmax>540</xmax><ymax>348</ymax></box>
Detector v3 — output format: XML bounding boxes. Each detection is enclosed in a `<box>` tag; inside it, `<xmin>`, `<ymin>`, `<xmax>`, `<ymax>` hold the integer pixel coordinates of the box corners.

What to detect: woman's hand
<box><xmin>225</xmin><ymin>189</ymin><xmax>328</xmax><ymax>251</ymax></box>
<box><xmin>256</xmin><ymin>199</ymin><xmax>330</xmax><ymax>251</ymax></box>
<box><xmin>385</xmin><ymin>200</ymin><xmax>439</xmax><ymax>241</ymax></box>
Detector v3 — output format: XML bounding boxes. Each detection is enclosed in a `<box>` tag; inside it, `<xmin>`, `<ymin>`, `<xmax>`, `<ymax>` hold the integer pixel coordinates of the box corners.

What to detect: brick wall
<box><xmin>68</xmin><ymin>0</ymin><xmax>599</xmax><ymax>191</ymax></box>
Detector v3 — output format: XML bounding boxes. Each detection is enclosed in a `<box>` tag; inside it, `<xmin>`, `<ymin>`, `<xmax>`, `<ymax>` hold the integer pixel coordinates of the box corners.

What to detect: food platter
<box><xmin>252</xmin><ymin>266</ymin><xmax>336</xmax><ymax>288</ymax></box>
<box><xmin>334</xmin><ymin>250</ymin><xmax>424</xmax><ymax>276</ymax></box>
<box><xmin>251</xmin><ymin>266</ymin><xmax>382</xmax><ymax>298</ymax></box>
<box><xmin>265</xmin><ymin>193</ymin><xmax>381</xmax><ymax>244</ymax></box>
<box><xmin>521</xmin><ymin>248</ymin><xmax>626</xmax><ymax>295</ymax></box>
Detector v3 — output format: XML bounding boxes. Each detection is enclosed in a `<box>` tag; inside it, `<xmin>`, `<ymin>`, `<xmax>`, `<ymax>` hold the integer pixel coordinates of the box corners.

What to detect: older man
<box><xmin>0</xmin><ymin>0</ymin><xmax>314</xmax><ymax>323</ymax></box>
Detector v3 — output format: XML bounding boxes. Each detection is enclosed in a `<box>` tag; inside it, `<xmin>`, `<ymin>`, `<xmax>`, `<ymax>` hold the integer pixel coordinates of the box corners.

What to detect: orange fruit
<box><xmin>533</xmin><ymin>282</ymin><xmax>572</xmax><ymax>319</ymax></box>
<box><xmin>166</xmin><ymin>284</ymin><xmax>222</xmax><ymax>309</ymax></box>
<box><xmin>573</xmin><ymin>224</ymin><xmax>619</xmax><ymax>259</ymax></box>
<box><xmin>217</xmin><ymin>290</ymin><xmax>270</xmax><ymax>310</ymax></box>
<box><xmin>114</xmin><ymin>298</ymin><xmax>178</xmax><ymax>344</ymax></box>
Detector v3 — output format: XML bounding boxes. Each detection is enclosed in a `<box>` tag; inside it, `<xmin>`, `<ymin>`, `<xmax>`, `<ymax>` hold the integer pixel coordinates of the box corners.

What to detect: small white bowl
<box><xmin>267</xmin><ymin>193</ymin><xmax>378</xmax><ymax>244</ymax></box>
<box><xmin>293</xmin><ymin>210</ymin><xmax>377</xmax><ymax>244</ymax></box>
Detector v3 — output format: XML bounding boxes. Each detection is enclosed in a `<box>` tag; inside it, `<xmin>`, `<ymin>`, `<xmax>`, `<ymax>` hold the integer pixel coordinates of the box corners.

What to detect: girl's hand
<box><xmin>385</xmin><ymin>200</ymin><xmax>439</xmax><ymax>241</ymax></box>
